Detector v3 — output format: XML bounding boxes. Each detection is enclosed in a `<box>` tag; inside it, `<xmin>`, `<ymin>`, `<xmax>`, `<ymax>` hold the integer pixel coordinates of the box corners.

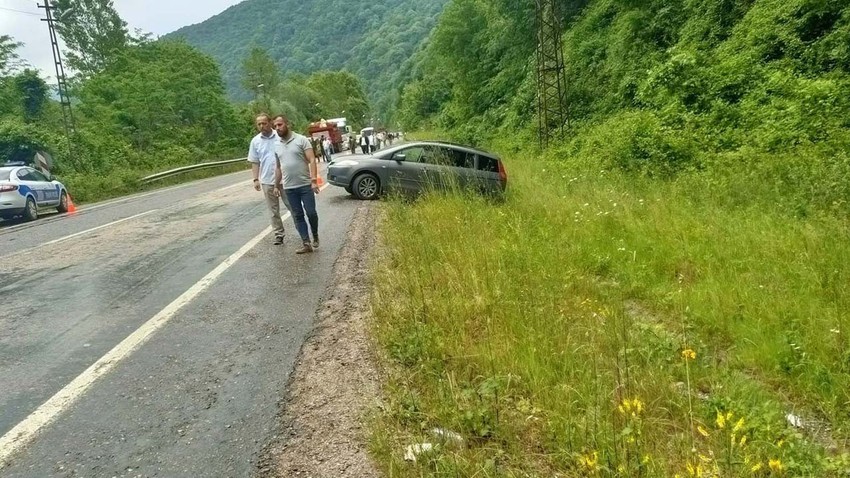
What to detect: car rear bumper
<box><xmin>0</xmin><ymin>191</ymin><xmax>26</xmax><ymax>213</ymax></box>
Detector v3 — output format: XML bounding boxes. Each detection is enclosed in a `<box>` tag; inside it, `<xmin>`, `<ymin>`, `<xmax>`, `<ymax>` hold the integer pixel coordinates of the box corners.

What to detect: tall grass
<box><xmin>369</xmin><ymin>145</ymin><xmax>850</xmax><ymax>476</ymax></box>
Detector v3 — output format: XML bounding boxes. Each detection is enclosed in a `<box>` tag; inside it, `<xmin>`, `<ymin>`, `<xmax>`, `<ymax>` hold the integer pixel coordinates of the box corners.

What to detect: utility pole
<box><xmin>38</xmin><ymin>0</ymin><xmax>78</xmax><ymax>169</ymax></box>
<box><xmin>535</xmin><ymin>0</ymin><xmax>569</xmax><ymax>148</ymax></box>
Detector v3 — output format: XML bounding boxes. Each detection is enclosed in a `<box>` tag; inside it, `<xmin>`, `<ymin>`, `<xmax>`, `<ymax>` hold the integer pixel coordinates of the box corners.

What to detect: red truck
<box><xmin>306</xmin><ymin>120</ymin><xmax>344</xmax><ymax>153</ymax></box>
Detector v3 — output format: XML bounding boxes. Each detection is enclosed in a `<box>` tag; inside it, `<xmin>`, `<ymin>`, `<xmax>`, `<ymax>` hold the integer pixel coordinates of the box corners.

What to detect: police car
<box><xmin>0</xmin><ymin>165</ymin><xmax>70</xmax><ymax>221</ymax></box>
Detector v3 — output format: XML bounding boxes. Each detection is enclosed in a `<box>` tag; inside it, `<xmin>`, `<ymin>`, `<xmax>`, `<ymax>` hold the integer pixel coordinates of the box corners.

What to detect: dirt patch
<box><xmin>258</xmin><ymin>203</ymin><xmax>381</xmax><ymax>478</ymax></box>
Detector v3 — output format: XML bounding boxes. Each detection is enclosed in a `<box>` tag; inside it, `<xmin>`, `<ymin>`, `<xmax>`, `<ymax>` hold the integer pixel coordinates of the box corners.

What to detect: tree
<box><xmin>241</xmin><ymin>47</ymin><xmax>281</xmax><ymax>106</ymax></box>
<box><xmin>0</xmin><ymin>35</ymin><xmax>24</xmax><ymax>76</ymax></box>
<box><xmin>77</xmin><ymin>40</ymin><xmax>242</xmax><ymax>158</ymax></box>
<box><xmin>53</xmin><ymin>0</ymin><xmax>135</xmax><ymax>76</ymax></box>
<box><xmin>13</xmin><ymin>70</ymin><xmax>50</xmax><ymax>123</ymax></box>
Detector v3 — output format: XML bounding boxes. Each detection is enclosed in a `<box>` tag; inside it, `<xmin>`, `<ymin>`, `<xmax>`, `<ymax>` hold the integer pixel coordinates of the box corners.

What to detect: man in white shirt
<box><xmin>247</xmin><ymin>113</ymin><xmax>291</xmax><ymax>245</ymax></box>
<box><xmin>322</xmin><ymin>136</ymin><xmax>333</xmax><ymax>162</ymax></box>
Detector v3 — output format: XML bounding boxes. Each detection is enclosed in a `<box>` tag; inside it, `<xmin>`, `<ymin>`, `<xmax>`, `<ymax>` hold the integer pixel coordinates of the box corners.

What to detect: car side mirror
<box><xmin>394</xmin><ymin>154</ymin><xmax>406</xmax><ymax>162</ymax></box>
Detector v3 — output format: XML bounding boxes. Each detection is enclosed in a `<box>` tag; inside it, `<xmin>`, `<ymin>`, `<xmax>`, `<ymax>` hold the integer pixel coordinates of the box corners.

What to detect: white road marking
<box><xmin>0</xmin><ymin>219</ymin><xmax>286</xmax><ymax>467</ymax></box>
<box><xmin>40</xmin><ymin>210</ymin><xmax>159</xmax><ymax>248</ymax></box>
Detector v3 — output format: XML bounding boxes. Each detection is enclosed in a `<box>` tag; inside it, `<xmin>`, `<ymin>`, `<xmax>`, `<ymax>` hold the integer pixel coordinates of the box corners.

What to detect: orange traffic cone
<box><xmin>66</xmin><ymin>195</ymin><xmax>77</xmax><ymax>213</ymax></box>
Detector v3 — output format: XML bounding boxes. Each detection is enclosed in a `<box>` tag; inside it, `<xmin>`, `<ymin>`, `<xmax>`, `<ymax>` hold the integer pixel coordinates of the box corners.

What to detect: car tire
<box><xmin>57</xmin><ymin>192</ymin><xmax>69</xmax><ymax>213</ymax></box>
<box><xmin>352</xmin><ymin>173</ymin><xmax>380</xmax><ymax>200</ymax></box>
<box><xmin>344</xmin><ymin>186</ymin><xmax>352</xmax><ymax>195</ymax></box>
<box><xmin>23</xmin><ymin>197</ymin><xmax>38</xmax><ymax>221</ymax></box>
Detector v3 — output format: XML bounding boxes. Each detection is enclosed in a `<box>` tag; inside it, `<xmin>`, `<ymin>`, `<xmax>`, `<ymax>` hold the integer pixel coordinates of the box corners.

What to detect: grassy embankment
<box><xmin>368</xmin><ymin>135</ymin><xmax>850</xmax><ymax>476</ymax></box>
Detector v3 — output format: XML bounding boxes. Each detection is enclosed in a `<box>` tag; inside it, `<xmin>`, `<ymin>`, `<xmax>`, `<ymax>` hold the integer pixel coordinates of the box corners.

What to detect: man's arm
<box><xmin>248</xmin><ymin>141</ymin><xmax>261</xmax><ymax>191</ymax></box>
<box><xmin>305</xmin><ymin>147</ymin><xmax>319</xmax><ymax>192</ymax></box>
<box><xmin>274</xmin><ymin>154</ymin><xmax>283</xmax><ymax>185</ymax></box>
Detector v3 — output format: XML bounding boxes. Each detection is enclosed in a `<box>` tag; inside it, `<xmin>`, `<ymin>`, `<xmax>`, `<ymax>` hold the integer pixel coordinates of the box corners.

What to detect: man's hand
<box><xmin>253</xmin><ymin>179</ymin><xmax>261</xmax><ymax>192</ymax></box>
<box><xmin>311</xmin><ymin>180</ymin><xmax>320</xmax><ymax>194</ymax></box>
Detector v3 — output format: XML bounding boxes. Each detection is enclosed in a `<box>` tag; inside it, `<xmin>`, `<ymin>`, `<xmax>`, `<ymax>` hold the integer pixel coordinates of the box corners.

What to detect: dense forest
<box><xmin>399</xmin><ymin>0</ymin><xmax>850</xmax><ymax>213</ymax></box>
<box><xmin>166</xmin><ymin>0</ymin><xmax>448</xmax><ymax>119</ymax></box>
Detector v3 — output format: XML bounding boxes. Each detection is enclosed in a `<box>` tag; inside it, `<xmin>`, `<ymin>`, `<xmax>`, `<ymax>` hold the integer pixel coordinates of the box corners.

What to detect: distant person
<box><xmin>360</xmin><ymin>133</ymin><xmax>370</xmax><ymax>155</ymax></box>
<box><xmin>247</xmin><ymin>113</ymin><xmax>291</xmax><ymax>246</ymax></box>
<box><xmin>322</xmin><ymin>135</ymin><xmax>333</xmax><ymax>162</ymax></box>
<box><xmin>348</xmin><ymin>135</ymin><xmax>357</xmax><ymax>154</ymax></box>
<box><xmin>272</xmin><ymin>115</ymin><xmax>320</xmax><ymax>254</ymax></box>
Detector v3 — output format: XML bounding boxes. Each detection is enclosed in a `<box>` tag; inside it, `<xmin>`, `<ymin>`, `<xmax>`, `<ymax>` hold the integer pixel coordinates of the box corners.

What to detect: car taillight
<box><xmin>498</xmin><ymin>161</ymin><xmax>507</xmax><ymax>184</ymax></box>
<box><xmin>0</xmin><ymin>184</ymin><xmax>18</xmax><ymax>192</ymax></box>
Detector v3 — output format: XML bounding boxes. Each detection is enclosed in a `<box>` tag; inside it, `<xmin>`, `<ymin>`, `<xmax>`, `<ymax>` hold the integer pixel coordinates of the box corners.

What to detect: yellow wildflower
<box><xmin>733</xmin><ymin>417</ymin><xmax>746</xmax><ymax>433</ymax></box>
<box><xmin>618</xmin><ymin>397</ymin><xmax>644</xmax><ymax>417</ymax></box>
<box><xmin>768</xmin><ymin>458</ymin><xmax>784</xmax><ymax>472</ymax></box>
<box><xmin>716</xmin><ymin>410</ymin><xmax>727</xmax><ymax>429</ymax></box>
<box><xmin>578</xmin><ymin>450</ymin><xmax>599</xmax><ymax>471</ymax></box>
<box><xmin>682</xmin><ymin>348</ymin><xmax>697</xmax><ymax>360</ymax></box>
<box><xmin>740</xmin><ymin>435</ymin><xmax>748</xmax><ymax>447</ymax></box>
<box><xmin>697</xmin><ymin>425</ymin><xmax>710</xmax><ymax>437</ymax></box>
<box><xmin>751</xmin><ymin>462</ymin><xmax>763</xmax><ymax>472</ymax></box>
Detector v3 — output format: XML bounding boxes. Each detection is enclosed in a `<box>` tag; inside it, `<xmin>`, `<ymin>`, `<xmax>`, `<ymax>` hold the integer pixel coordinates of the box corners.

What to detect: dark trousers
<box><xmin>284</xmin><ymin>185</ymin><xmax>318</xmax><ymax>243</ymax></box>
<box><xmin>360</xmin><ymin>145</ymin><xmax>368</xmax><ymax>154</ymax></box>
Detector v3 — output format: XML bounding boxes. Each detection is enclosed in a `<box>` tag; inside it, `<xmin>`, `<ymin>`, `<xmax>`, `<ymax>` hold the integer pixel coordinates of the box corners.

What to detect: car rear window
<box><xmin>477</xmin><ymin>155</ymin><xmax>499</xmax><ymax>172</ymax></box>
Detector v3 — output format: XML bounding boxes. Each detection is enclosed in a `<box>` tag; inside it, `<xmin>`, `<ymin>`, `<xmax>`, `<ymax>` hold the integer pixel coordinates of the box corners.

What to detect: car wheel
<box><xmin>23</xmin><ymin>197</ymin><xmax>38</xmax><ymax>221</ymax></box>
<box><xmin>57</xmin><ymin>192</ymin><xmax>69</xmax><ymax>213</ymax></box>
<box><xmin>352</xmin><ymin>173</ymin><xmax>380</xmax><ymax>200</ymax></box>
<box><xmin>344</xmin><ymin>186</ymin><xmax>352</xmax><ymax>195</ymax></box>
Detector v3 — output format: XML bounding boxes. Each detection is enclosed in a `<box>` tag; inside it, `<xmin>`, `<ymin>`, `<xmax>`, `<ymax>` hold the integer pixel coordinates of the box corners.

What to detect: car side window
<box><xmin>425</xmin><ymin>147</ymin><xmax>473</xmax><ymax>169</ymax></box>
<box><xmin>477</xmin><ymin>155</ymin><xmax>499</xmax><ymax>172</ymax></box>
<box><xmin>392</xmin><ymin>147</ymin><xmax>425</xmax><ymax>163</ymax></box>
<box><xmin>17</xmin><ymin>169</ymin><xmax>34</xmax><ymax>181</ymax></box>
<box><xmin>30</xmin><ymin>170</ymin><xmax>49</xmax><ymax>182</ymax></box>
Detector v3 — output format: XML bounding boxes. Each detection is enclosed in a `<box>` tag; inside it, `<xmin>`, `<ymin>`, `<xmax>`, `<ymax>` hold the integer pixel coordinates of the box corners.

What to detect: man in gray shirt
<box><xmin>248</xmin><ymin>113</ymin><xmax>291</xmax><ymax>245</ymax></box>
<box><xmin>272</xmin><ymin>115</ymin><xmax>320</xmax><ymax>254</ymax></box>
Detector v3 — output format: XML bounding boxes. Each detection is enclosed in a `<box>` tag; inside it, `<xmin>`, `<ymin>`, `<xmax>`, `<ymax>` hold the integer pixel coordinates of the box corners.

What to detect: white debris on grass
<box><xmin>786</xmin><ymin>413</ymin><xmax>804</xmax><ymax>428</ymax></box>
<box><xmin>431</xmin><ymin>428</ymin><xmax>463</xmax><ymax>446</ymax></box>
<box><xmin>404</xmin><ymin>443</ymin><xmax>435</xmax><ymax>462</ymax></box>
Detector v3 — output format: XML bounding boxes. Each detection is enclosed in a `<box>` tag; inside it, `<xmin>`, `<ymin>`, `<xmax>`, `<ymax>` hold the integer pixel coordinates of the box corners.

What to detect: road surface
<box><xmin>0</xmin><ymin>164</ymin><xmax>364</xmax><ymax>477</ymax></box>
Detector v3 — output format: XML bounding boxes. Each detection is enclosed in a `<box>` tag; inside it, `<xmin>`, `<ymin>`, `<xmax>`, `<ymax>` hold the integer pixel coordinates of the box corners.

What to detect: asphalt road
<box><xmin>0</xmin><ymin>162</ymin><xmax>363</xmax><ymax>477</ymax></box>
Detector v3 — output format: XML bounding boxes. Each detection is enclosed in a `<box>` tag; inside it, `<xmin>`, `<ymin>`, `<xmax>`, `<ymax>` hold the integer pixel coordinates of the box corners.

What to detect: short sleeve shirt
<box><xmin>274</xmin><ymin>132</ymin><xmax>313</xmax><ymax>190</ymax></box>
<box><xmin>247</xmin><ymin>131</ymin><xmax>279</xmax><ymax>185</ymax></box>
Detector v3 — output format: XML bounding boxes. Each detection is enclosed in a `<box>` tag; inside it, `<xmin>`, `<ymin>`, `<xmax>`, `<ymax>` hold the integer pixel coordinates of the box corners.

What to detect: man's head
<box><xmin>273</xmin><ymin>115</ymin><xmax>290</xmax><ymax>138</ymax></box>
<box><xmin>255</xmin><ymin>114</ymin><xmax>272</xmax><ymax>135</ymax></box>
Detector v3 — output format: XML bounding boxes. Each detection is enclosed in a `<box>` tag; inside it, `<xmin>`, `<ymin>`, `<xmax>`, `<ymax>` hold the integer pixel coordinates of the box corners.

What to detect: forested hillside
<box><xmin>399</xmin><ymin>0</ymin><xmax>850</xmax><ymax>212</ymax></box>
<box><xmin>167</xmin><ymin>0</ymin><xmax>448</xmax><ymax>118</ymax></box>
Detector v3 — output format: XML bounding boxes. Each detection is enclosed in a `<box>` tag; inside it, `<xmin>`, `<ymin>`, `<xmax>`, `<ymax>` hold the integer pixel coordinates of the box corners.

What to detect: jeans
<box><xmin>284</xmin><ymin>185</ymin><xmax>318</xmax><ymax>243</ymax></box>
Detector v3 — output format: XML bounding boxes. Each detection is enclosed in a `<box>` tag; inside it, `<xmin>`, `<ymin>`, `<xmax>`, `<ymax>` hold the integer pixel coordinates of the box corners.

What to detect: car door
<box><xmin>15</xmin><ymin>168</ymin><xmax>44</xmax><ymax>205</ymax></box>
<box><xmin>421</xmin><ymin>146</ymin><xmax>474</xmax><ymax>192</ymax></box>
<box><xmin>28</xmin><ymin>169</ymin><xmax>60</xmax><ymax>206</ymax></box>
<box><xmin>384</xmin><ymin>146</ymin><xmax>427</xmax><ymax>195</ymax></box>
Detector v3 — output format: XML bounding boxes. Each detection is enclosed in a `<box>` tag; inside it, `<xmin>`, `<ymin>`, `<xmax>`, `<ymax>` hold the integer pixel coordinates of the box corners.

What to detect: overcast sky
<box><xmin>1</xmin><ymin>0</ymin><xmax>244</xmax><ymax>79</ymax></box>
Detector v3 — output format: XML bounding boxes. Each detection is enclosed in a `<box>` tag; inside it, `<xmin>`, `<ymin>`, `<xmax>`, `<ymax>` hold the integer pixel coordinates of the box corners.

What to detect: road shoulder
<box><xmin>259</xmin><ymin>202</ymin><xmax>381</xmax><ymax>477</ymax></box>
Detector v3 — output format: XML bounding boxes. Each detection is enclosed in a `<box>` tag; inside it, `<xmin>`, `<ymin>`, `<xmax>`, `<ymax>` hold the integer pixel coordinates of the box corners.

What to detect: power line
<box><xmin>0</xmin><ymin>6</ymin><xmax>41</xmax><ymax>16</ymax></box>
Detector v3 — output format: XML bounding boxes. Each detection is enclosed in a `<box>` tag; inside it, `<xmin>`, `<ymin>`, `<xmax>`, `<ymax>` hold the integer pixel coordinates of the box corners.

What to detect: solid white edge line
<box><xmin>0</xmin><ymin>219</ymin><xmax>285</xmax><ymax>467</ymax></box>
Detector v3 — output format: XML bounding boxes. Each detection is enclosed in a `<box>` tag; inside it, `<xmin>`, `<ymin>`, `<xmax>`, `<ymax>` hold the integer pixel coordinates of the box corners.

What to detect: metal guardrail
<box><xmin>140</xmin><ymin>157</ymin><xmax>247</xmax><ymax>184</ymax></box>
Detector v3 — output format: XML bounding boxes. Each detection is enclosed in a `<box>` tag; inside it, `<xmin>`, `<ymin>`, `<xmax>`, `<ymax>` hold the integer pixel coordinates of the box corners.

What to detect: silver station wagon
<box><xmin>327</xmin><ymin>141</ymin><xmax>507</xmax><ymax>200</ymax></box>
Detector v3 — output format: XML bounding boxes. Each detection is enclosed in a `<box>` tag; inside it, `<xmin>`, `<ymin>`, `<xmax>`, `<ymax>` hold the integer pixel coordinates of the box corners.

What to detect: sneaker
<box><xmin>311</xmin><ymin>238</ymin><xmax>320</xmax><ymax>249</ymax></box>
<box><xmin>273</xmin><ymin>234</ymin><xmax>284</xmax><ymax>245</ymax></box>
<box><xmin>295</xmin><ymin>242</ymin><xmax>313</xmax><ymax>254</ymax></box>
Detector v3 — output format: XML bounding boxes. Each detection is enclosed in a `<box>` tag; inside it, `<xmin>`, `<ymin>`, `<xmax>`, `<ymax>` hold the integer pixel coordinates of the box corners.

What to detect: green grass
<box><xmin>369</xmin><ymin>143</ymin><xmax>850</xmax><ymax>476</ymax></box>
<box><xmin>60</xmin><ymin>162</ymin><xmax>250</xmax><ymax>204</ymax></box>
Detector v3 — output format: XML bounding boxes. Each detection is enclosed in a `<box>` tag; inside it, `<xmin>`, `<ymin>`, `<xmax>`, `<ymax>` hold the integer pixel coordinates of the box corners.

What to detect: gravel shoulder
<box><xmin>258</xmin><ymin>202</ymin><xmax>382</xmax><ymax>478</ymax></box>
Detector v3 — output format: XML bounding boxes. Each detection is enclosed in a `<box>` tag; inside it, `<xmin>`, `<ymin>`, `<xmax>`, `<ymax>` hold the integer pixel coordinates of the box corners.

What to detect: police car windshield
<box><xmin>0</xmin><ymin>168</ymin><xmax>13</xmax><ymax>181</ymax></box>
